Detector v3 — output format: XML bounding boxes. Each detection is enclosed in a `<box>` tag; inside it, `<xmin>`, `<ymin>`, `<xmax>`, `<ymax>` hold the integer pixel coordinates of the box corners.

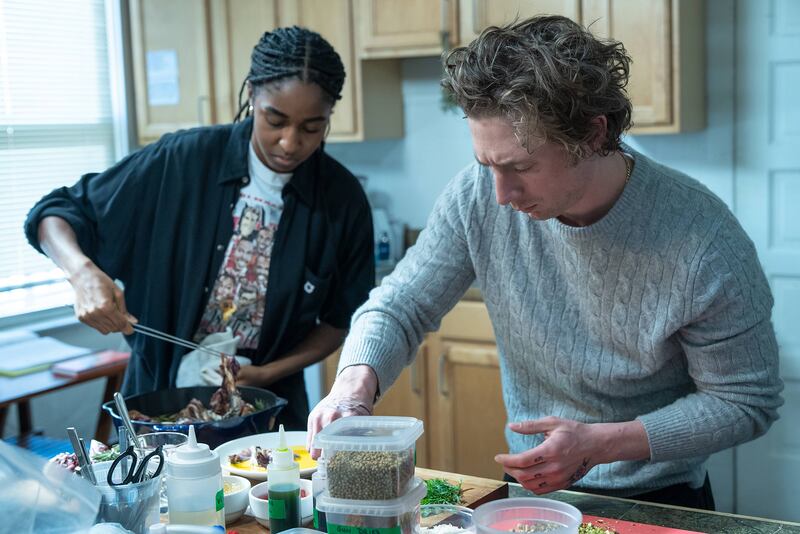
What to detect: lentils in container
<box><xmin>314</xmin><ymin>416</ymin><xmax>424</xmax><ymax>500</ymax></box>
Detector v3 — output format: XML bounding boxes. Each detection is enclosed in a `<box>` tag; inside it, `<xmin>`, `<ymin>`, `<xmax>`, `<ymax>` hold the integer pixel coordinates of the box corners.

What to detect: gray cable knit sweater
<box><xmin>337</xmin><ymin>146</ymin><xmax>783</xmax><ymax>495</ymax></box>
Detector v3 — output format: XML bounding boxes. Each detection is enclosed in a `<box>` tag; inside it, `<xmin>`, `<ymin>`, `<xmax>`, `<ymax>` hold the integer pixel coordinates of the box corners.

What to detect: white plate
<box><xmin>214</xmin><ymin>430</ymin><xmax>316</xmax><ymax>480</ymax></box>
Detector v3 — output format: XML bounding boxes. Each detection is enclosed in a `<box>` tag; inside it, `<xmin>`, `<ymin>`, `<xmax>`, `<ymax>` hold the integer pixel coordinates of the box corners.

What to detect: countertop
<box><xmin>512</xmin><ymin>484</ymin><xmax>800</xmax><ymax>533</ymax></box>
<box><xmin>225</xmin><ymin>479</ymin><xmax>800</xmax><ymax>533</ymax></box>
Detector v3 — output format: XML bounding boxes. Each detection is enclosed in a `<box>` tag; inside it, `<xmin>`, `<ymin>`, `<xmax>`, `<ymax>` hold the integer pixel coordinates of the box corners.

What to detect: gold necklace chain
<box><xmin>621</xmin><ymin>151</ymin><xmax>633</xmax><ymax>184</ymax></box>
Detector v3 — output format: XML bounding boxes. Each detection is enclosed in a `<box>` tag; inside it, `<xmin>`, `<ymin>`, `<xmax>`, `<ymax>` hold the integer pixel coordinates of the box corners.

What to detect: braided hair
<box><xmin>235</xmin><ymin>26</ymin><xmax>346</xmax><ymax>122</ymax></box>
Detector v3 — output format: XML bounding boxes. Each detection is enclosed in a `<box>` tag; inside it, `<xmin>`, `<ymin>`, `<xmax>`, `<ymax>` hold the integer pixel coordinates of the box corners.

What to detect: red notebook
<box><xmin>583</xmin><ymin>515</ymin><xmax>705</xmax><ymax>533</ymax></box>
<box><xmin>50</xmin><ymin>350</ymin><xmax>130</xmax><ymax>377</ymax></box>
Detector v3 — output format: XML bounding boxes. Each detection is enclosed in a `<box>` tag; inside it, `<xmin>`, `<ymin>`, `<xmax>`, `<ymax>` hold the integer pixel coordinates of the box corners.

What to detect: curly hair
<box><xmin>442</xmin><ymin>15</ymin><xmax>632</xmax><ymax>162</ymax></box>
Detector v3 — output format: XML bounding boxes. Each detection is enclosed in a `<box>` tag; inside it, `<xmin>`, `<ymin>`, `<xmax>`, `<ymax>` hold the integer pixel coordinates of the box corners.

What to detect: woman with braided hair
<box><xmin>25</xmin><ymin>27</ymin><xmax>375</xmax><ymax>429</ymax></box>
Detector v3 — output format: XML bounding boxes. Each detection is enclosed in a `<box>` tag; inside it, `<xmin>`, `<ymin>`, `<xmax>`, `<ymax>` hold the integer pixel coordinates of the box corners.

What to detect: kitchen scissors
<box><xmin>106</xmin><ymin>444</ymin><xmax>165</xmax><ymax>486</ymax></box>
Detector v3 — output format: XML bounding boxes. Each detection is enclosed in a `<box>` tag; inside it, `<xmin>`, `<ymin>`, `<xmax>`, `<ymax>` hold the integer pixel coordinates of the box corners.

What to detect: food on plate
<box><xmin>49</xmin><ymin>452</ymin><xmax>79</xmax><ymax>472</ymax></box>
<box><xmin>255</xmin><ymin>446</ymin><xmax>271</xmax><ymax>468</ymax></box>
<box><xmin>224</xmin><ymin>480</ymin><xmax>242</xmax><ymax>495</ymax></box>
<box><xmin>128</xmin><ymin>355</ymin><xmax>257</xmax><ymax>423</ymax></box>
<box><xmin>228</xmin><ymin>448</ymin><xmax>252</xmax><ymax>465</ymax></box>
<box><xmin>227</xmin><ymin>445</ymin><xmax>307</xmax><ymax>471</ymax></box>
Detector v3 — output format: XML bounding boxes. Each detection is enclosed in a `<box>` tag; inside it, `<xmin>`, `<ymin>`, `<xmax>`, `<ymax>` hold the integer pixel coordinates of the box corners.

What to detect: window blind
<box><xmin>0</xmin><ymin>0</ymin><xmax>119</xmax><ymax>318</ymax></box>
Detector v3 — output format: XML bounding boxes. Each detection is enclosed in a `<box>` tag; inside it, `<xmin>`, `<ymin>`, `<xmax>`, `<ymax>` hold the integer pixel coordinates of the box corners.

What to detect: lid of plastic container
<box><xmin>278</xmin><ymin>529</ymin><xmax>325</xmax><ymax>534</ymax></box>
<box><xmin>313</xmin><ymin>416</ymin><xmax>423</xmax><ymax>452</ymax></box>
<box><xmin>316</xmin><ymin>476</ymin><xmax>426</xmax><ymax>516</ymax></box>
<box><xmin>166</xmin><ymin>425</ymin><xmax>221</xmax><ymax>479</ymax></box>
<box><xmin>272</xmin><ymin>424</ymin><xmax>298</xmax><ymax>470</ymax></box>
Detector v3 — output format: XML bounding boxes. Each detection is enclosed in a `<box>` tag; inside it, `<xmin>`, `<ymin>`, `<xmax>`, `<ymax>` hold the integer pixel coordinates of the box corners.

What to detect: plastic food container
<box><xmin>314</xmin><ymin>416</ymin><xmax>424</xmax><ymax>500</ymax></box>
<box><xmin>473</xmin><ymin>498</ymin><xmax>581</xmax><ymax>534</ymax></box>
<box><xmin>420</xmin><ymin>504</ymin><xmax>475</xmax><ymax>534</ymax></box>
<box><xmin>316</xmin><ymin>476</ymin><xmax>427</xmax><ymax>534</ymax></box>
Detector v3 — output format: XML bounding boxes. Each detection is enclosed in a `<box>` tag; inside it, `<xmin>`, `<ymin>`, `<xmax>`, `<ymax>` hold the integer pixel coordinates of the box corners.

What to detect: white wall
<box><xmin>327</xmin><ymin>0</ymin><xmax>737</xmax><ymax>512</ymax></box>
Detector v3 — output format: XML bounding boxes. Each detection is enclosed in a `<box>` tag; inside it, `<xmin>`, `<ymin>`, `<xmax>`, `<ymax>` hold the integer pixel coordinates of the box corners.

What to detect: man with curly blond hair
<box><xmin>308</xmin><ymin>16</ymin><xmax>782</xmax><ymax>510</ymax></box>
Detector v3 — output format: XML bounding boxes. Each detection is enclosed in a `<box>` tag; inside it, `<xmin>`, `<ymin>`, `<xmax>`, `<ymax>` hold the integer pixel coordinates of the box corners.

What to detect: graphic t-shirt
<box><xmin>194</xmin><ymin>143</ymin><xmax>292</xmax><ymax>349</ymax></box>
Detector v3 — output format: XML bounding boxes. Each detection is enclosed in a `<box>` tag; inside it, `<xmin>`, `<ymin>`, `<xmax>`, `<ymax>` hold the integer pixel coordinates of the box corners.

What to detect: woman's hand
<box><xmin>69</xmin><ymin>261</ymin><xmax>136</xmax><ymax>335</ymax></box>
<box><xmin>236</xmin><ymin>364</ymin><xmax>266</xmax><ymax>386</ymax></box>
<box><xmin>306</xmin><ymin>364</ymin><xmax>378</xmax><ymax>458</ymax></box>
<box><xmin>494</xmin><ymin>417</ymin><xmax>650</xmax><ymax>494</ymax></box>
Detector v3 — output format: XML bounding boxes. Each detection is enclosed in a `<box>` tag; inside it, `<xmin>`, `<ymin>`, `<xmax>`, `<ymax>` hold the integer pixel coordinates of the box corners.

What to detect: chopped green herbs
<box><xmin>421</xmin><ymin>478</ymin><xmax>463</xmax><ymax>505</ymax></box>
<box><xmin>91</xmin><ymin>444</ymin><xmax>120</xmax><ymax>463</ymax></box>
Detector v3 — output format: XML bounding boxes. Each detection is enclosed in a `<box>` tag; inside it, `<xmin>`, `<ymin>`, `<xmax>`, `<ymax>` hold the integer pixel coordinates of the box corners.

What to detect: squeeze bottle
<box><xmin>268</xmin><ymin>424</ymin><xmax>301</xmax><ymax>533</ymax></box>
<box><xmin>165</xmin><ymin>425</ymin><xmax>225</xmax><ymax>527</ymax></box>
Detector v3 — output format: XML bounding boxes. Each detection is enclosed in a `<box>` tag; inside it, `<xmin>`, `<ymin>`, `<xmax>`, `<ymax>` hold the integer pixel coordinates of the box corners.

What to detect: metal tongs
<box><xmin>131</xmin><ymin>323</ymin><xmax>229</xmax><ymax>359</ymax></box>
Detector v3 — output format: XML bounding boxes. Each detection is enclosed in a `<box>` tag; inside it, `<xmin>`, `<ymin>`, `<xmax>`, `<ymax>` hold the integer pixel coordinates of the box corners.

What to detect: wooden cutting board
<box><xmin>415</xmin><ymin>466</ymin><xmax>509</xmax><ymax>509</ymax></box>
<box><xmin>583</xmin><ymin>515</ymin><xmax>705</xmax><ymax>534</ymax></box>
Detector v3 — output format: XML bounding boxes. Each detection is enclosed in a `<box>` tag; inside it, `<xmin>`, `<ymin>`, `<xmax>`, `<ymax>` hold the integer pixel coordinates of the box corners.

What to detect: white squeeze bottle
<box><xmin>165</xmin><ymin>425</ymin><xmax>225</xmax><ymax>527</ymax></box>
<box><xmin>268</xmin><ymin>424</ymin><xmax>301</xmax><ymax>533</ymax></box>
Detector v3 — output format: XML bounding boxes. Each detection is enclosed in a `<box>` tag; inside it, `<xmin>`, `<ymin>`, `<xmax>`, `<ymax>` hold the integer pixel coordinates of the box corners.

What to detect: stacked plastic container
<box><xmin>314</xmin><ymin>416</ymin><xmax>426</xmax><ymax>534</ymax></box>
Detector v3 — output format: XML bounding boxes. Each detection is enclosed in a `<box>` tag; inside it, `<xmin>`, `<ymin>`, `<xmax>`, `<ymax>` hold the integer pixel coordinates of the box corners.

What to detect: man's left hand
<box><xmin>494</xmin><ymin>416</ymin><xmax>602</xmax><ymax>494</ymax></box>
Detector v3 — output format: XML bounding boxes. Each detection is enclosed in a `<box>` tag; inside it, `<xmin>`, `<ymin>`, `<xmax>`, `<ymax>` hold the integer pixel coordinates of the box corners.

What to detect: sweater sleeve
<box><xmin>336</xmin><ymin>166</ymin><xmax>480</xmax><ymax>395</ymax></box>
<box><xmin>637</xmin><ymin>213</ymin><xmax>784</xmax><ymax>462</ymax></box>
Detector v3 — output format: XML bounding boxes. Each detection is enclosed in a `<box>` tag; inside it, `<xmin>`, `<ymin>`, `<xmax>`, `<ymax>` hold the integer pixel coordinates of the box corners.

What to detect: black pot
<box><xmin>101</xmin><ymin>386</ymin><xmax>288</xmax><ymax>449</ymax></box>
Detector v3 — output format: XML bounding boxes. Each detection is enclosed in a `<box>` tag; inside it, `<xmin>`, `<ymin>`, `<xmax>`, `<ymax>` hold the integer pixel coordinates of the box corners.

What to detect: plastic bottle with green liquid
<box><xmin>267</xmin><ymin>424</ymin><xmax>301</xmax><ymax>533</ymax></box>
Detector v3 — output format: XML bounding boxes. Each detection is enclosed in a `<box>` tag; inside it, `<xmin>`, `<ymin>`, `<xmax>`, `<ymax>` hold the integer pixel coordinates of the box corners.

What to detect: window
<box><xmin>0</xmin><ymin>0</ymin><xmax>126</xmax><ymax>319</ymax></box>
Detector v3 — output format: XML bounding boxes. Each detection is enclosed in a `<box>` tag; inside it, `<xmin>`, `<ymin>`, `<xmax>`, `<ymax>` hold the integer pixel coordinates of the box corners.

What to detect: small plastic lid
<box><xmin>313</xmin><ymin>416</ymin><xmax>423</xmax><ymax>452</ymax></box>
<box><xmin>272</xmin><ymin>424</ymin><xmax>298</xmax><ymax>469</ymax></box>
<box><xmin>166</xmin><ymin>425</ymin><xmax>220</xmax><ymax>479</ymax></box>
<box><xmin>149</xmin><ymin>524</ymin><xmax>225</xmax><ymax>533</ymax></box>
<box><xmin>316</xmin><ymin>477</ymin><xmax>426</xmax><ymax>516</ymax></box>
<box><xmin>278</xmin><ymin>529</ymin><xmax>325</xmax><ymax>534</ymax></box>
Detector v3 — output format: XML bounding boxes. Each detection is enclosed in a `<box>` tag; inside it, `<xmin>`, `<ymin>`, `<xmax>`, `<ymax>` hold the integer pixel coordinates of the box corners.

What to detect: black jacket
<box><xmin>25</xmin><ymin>117</ymin><xmax>375</xmax><ymax>429</ymax></box>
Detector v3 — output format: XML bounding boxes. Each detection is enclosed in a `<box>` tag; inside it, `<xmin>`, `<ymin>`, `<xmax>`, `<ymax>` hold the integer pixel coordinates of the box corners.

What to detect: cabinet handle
<box><xmin>197</xmin><ymin>95</ymin><xmax>209</xmax><ymax>125</ymax></box>
<box><xmin>410</xmin><ymin>358</ymin><xmax>422</xmax><ymax>395</ymax></box>
<box><xmin>440</xmin><ymin>0</ymin><xmax>451</xmax><ymax>52</ymax></box>
<box><xmin>438</xmin><ymin>353</ymin><xmax>449</xmax><ymax>397</ymax></box>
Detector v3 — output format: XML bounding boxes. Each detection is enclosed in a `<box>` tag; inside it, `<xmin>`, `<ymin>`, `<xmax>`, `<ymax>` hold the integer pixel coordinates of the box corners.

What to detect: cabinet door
<box><xmin>459</xmin><ymin>0</ymin><xmax>581</xmax><ymax>45</ymax></box>
<box><xmin>582</xmin><ymin>0</ymin><xmax>704</xmax><ymax>133</ymax></box>
<box><xmin>583</xmin><ymin>0</ymin><xmax>671</xmax><ymax>126</ymax></box>
<box><xmin>209</xmin><ymin>0</ymin><xmax>279</xmax><ymax>124</ymax></box>
<box><xmin>129</xmin><ymin>0</ymin><xmax>215</xmax><ymax>143</ymax></box>
<box><xmin>355</xmin><ymin>0</ymin><xmax>458</xmax><ymax>58</ymax></box>
<box><xmin>427</xmin><ymin>300</ymin><xmax>507</xmax><ymax>480</ymax></box>
<box><xmin>373</xmin><ymin>342</ymin><xmax>429</xmax><ymax>467</ymax></box>
<box><xmin>428</xmin><ymin>340</ymin><xmax>507</xmax><ymax>480</ymax></box>
<box><xmin>278</xmin><ymin>0</ymin><xmax>359</xmax><ymax>138</ymax></box>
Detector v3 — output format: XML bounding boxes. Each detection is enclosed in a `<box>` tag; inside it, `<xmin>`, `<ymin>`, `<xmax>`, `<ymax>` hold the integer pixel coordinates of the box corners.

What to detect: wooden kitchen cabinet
<box><xmin>279</xmin><ymin>0</ymin><xmax>403</xmax><ymax>142</ymax></box>
<box><xmin>458</xmin><ymin>0</ymin><xmax>581</xmax><ymax>45</ymax></box>
<box><xmin>582</xmin><ymin>0</ymin><xmax>704</xmax><ymax>133</ymax></box>
<box><xmin>457</xmin><ymin>0</ymin><xmax>705</xmax><ymax>133</ymax></box>
<box><xmin>354</xmin><ymin>0</ymin><xmax>459</xmax><ymax>59</ymax></box>
<box><xmin>131</xmin><ymin>0</ymin><xmax>401</xmax><ymax>144</ymax></box>
<box><xmin>426</xmin><ymin>300</ymin><xmax>507</xmax><ymax>480</ymax></box>
<box><xmin>208</xmin><ymin>0</ymin><xmax>279</xmax><ymax>125</ymax></box>
<box><xmin>129</xmin><ymin>0</ymin><xmax>218</xmax><ymax>144</ymax></box>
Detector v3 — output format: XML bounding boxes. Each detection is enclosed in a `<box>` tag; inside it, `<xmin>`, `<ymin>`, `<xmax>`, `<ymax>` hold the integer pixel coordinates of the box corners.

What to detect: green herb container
<box><xmin>314</xmin><ymin>416</ymin><xmax>424</xmax><ymax>500</ymax></box>
<box><xmin>317</xmin><ymin>476</ymin><xmax>427</xmax><ymax>534</ymax></box>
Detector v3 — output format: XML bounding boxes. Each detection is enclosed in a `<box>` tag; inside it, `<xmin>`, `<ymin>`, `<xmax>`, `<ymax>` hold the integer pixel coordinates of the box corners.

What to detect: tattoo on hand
<box><xmin>568</xmin><ymin>458</ymin><xmax>590</xmax><ymax>483</ymax></box>
<box><xmin>534</xmin><ymin>456</ymin><xmax>545</xmax><ymax>464</ymax></box>
<box><xmin>538</xmin><ymin>481</ymin><xmax>547</xmax><ymax>488</ymax></box>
